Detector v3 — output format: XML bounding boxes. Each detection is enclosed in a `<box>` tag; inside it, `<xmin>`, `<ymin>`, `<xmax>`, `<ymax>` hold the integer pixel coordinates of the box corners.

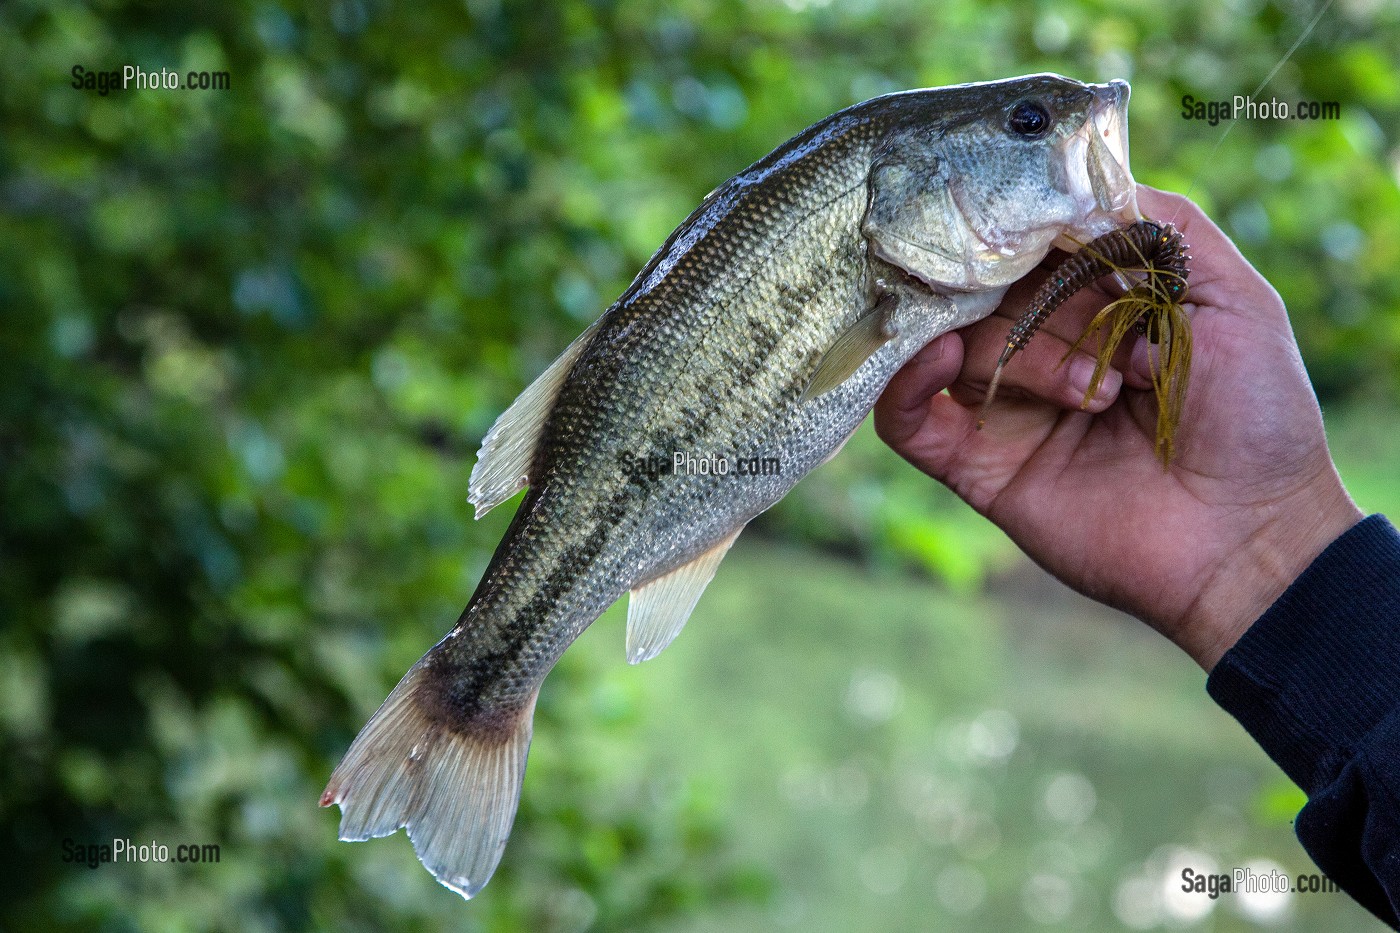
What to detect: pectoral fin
<box><xmin>800</xmin><ymin>299</ymin><xmax>898</xmax><ymax>401</ymax></box>
<box><xmin>626</xmin><ymin>529</ymin><xmax>742</xmax><ymax>664</ymax></box>
<box><xmin>468</xmin><ymin>321</ymin><xmax>599</xmax><ymax>518</ymax></box>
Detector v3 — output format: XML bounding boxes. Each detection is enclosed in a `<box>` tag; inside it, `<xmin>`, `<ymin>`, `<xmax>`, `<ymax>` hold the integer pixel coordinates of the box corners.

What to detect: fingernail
<box><xmin>919</xmin><ymin>335</ymin><xmax>947</xmax><ymax>364</ymax></box>
<box><xmin>1070</xmin><ymin>356</ymin><xmax>1121</xmax><ymax>406</ymax></box>
<box><xmin>1069</xmin><ymin>356</ymin><xmax>1097</xmax><ymax>395</ymax></box>
<box><xmin>1131</xmin><ymin>339</ymin><xmax>1155</xmax><ymax>383</ymax></box>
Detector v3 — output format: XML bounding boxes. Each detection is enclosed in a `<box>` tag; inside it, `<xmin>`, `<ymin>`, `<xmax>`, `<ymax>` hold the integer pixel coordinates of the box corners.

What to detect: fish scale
<box><xmin>323</xmin><ymin>73</ymin><xmax>1143</xmax><ymax>900</ymax></box>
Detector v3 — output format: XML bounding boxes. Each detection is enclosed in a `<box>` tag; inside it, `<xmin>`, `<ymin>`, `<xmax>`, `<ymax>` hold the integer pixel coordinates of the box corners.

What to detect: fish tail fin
<box><xmin>320</xmin><ymin>655</ymin><xmax>537</xmax><ymax>900</ymax></box>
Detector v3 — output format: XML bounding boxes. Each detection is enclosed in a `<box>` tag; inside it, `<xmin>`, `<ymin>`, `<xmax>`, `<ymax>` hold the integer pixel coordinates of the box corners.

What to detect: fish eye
<box><xmin>1008</xmin><ymin>100</ymin><xmax>1052</xmax><ymax>139</ymax></box>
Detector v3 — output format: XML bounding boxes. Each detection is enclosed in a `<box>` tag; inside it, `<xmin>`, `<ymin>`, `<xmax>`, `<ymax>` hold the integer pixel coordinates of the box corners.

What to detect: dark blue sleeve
<box><xmin>1207</xmin><ymin>513</ymin><xmax>1400</xmax><ymax>929</ymax></box>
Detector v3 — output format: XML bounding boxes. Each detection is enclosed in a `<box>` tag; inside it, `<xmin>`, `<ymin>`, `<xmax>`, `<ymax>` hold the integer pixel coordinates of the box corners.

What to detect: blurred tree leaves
<box><xmin>1</xmin><ymin>0</ymin><xmax>1397</xmax><ymax>929</ymax></box>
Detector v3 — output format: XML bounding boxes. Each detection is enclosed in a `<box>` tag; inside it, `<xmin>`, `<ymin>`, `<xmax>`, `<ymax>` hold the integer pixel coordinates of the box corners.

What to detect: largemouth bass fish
<box><xmin>323</xmin><ymin>73</ymin><xmax>1141</xmax><ymax>898</ymax></box>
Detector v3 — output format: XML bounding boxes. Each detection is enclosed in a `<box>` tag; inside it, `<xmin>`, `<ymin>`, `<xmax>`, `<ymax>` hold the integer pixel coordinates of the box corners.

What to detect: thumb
<box><xmin>875</xmin><ymin>332</ymin><xmax>964</xmax><ymax>450</ymax></box>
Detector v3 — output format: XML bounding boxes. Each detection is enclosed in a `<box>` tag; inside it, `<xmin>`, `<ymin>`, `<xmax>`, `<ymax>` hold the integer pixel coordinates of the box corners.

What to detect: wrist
<box><xmin>1177</xmin><ymin>471</ymin><xmax>1363</xmax><ymax>671</ymax></box>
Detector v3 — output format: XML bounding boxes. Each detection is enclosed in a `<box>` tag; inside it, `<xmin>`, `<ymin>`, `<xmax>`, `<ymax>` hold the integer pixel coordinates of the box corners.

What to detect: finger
<box><xmin>1135</xmin><ymin>185</ymin><xmax>1283</xmax><ymax>321</ymax></box>
<box><xmin>1128</xmin><ymin>335</ymin><xmax>1178</xmax><ymax>388</ymax></box>
<box><xmin>1136</xmin><ymin>186</ymin><xmax>1237</xmax><ymax>262</ymax></box>
<box><xmin>981</xmin><ymin>254</ymin><xmax>1142</xmax><ymax>369</ymax></box>
<box><xmin>1021</xmin><ymin>247</ymin><xmax>1130</xmax><ymax>303</ymax></box>
<box><xmin>1120</xmin><ymin>333</ymin><xmax>1156</xmax><ymax>391</ymax></box>
<box><xmin>881</xmin><ymin>386</ymin><xmax>982</xmax><ymax>487</ymax></box>
<box><xmin>878</xmin><ymin>366</ymin><xmax>1081</xmax><ymax>506</ymax></box>
<box><xmin>955</xmin><ymin>313</ymin><xmax>1124</xmax><ymax>414</ymax></box>
<box><xmin>993</xmin><ymin>255</ymin><xmax>1111</xmax><ymax>327</ymax></box>
<box><xmin>875</xmin><ymin>331</ymin><xmax>964</xmax><ymax>449</ymax></box>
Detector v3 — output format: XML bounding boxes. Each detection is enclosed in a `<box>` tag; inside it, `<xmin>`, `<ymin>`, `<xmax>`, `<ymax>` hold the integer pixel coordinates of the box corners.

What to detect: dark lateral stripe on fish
<box><xmin>511</xmin><ymin>226</ymin><xmax>867</xmax><ymax>619</ymax></box>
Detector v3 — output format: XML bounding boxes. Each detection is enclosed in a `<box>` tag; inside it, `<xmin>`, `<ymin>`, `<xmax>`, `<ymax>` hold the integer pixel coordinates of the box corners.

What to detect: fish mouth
<box><xmin>1057</xmin><ymin>79</ymin><xmax>1140</xmax><ymax>247</ymax></box>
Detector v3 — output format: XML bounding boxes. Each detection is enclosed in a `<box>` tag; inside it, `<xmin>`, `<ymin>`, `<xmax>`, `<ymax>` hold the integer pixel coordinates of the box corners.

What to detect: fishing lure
<box><xmin>978</xmin><ymin>219</ymin><xmax>1192</xmax><ymax>462</ymax></box>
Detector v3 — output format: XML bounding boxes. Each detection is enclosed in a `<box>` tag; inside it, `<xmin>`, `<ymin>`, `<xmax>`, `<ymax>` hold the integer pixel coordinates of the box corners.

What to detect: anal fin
<box><xmin>626</xmin><ymin>528</ymin><xmax>742</xmax><ymax>664</ymax></box>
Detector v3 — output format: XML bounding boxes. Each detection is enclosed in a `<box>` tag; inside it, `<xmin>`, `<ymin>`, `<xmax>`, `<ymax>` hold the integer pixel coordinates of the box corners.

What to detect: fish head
<box><xmin>863</xmin><ymin>73</ymin><xmax>1140</xmax><ymax>292</ymax></box>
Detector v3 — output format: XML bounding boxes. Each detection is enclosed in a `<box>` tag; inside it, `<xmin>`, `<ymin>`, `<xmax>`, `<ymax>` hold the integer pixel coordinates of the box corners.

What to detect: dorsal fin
<box><xmin>626</xmin><ymin>529</ymin><xmax>742</xmax><ymax>664</ymax></box>
<box><xmin>468</xmin><ymin>321</ymin><xmax>599</xmax><ymax>518</ymax></box>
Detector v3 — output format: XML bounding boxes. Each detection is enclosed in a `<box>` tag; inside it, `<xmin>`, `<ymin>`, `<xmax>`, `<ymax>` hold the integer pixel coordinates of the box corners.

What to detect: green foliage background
<box><xmin>2</xmin><ymin>0</ymin><xmax>1397</xmax><ymax>930</ymax></box>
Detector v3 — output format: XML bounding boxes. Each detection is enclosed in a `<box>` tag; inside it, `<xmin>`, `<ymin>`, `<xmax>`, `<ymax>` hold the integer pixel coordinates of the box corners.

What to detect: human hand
<box><xmin>874</xmin><ymin>186</ymin><xmax>1362</xmax><ymax>670</ymax></box>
